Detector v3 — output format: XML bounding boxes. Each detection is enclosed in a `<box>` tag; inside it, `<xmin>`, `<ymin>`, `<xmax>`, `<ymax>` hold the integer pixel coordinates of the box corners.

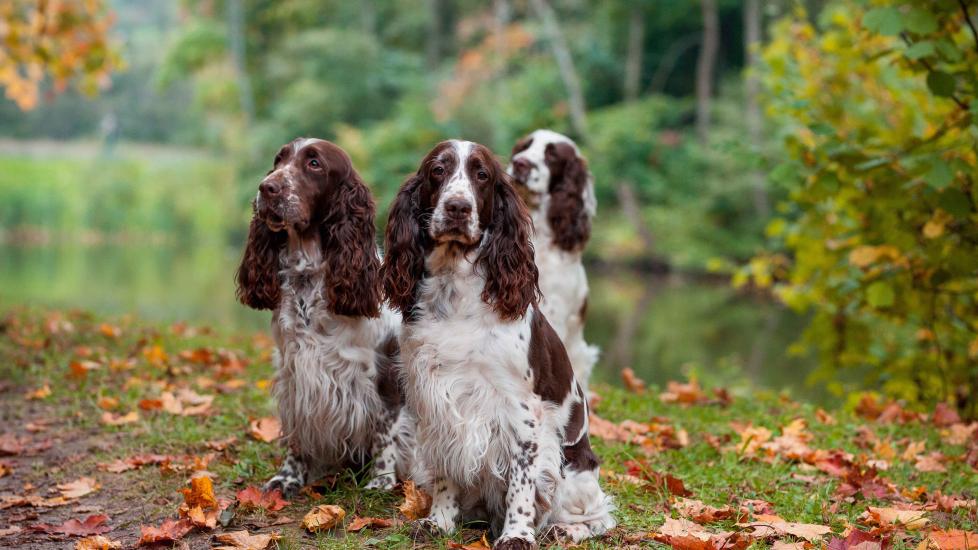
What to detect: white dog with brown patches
<box><xmin>382</xmin><ymin>140</ymin><xmax>615</xmax><ymax>549</ymax></box>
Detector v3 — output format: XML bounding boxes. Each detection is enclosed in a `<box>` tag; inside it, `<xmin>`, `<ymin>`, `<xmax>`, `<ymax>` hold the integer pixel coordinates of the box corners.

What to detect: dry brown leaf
<box><xmin>659</xmin><ymin>380</ymin><xmax>707</xmax><ymax>405</ymax></box>
<box><xmin>206</xmin><ymin>436</ymin><xmax>238</xmax><ymax>451</ymax></box>
<box><xmin>69</xmin><ymin>360</ymin><xmax>102</xmax><ymax>379</ymax></box>
<box><xmin>398</xmin><ymin>480</ymin><xmax>432</xmax><ymax>520</ymax></box>
<box><xmin>137</xmin><ymin>518</ymin><xmax>194</xmax><ymax>546</ymax></box>
<box><xmin>180</xmin><ymin>474</ymin><xmax>218</xmax><ymax>510</ymax></box>
<box><xmin>346</xmin><ymin>516</ymin><xmax>398</xmax><ymax>532</ymax></box>
<box><xmin>58</xmin><ymin>477</ymin><xmax>100</xmax><ymax>499</ymax></box>
<box><xmin>942</xmin><ymin>423</ymin><xmax>977</xmax><ymax>447</ymax></box>
<box><xmin>736</xmin><ymin>520</ymin><xmax>831</xmax><ymax>542</ymax></box>
<box><xmin>860</xmin><ymin>507</ymin><xmax>928</xmax><ymax>530</ymax></box>
<box><xmin>621</xmin><ymin>368</ymin><xmax>646</xmax><ymax>394</ymax></box>
<box><xmin>673</xmin><ymin>497</ymin><xmax>735</xmax><ymax>523</ymax></box>
<box><xmin>902</xmin><ymin>440</ymin><xmax>926</xmax><ymax>462</ymax></box>
<box><xmin>96</xmin><ymin>397</ymin><xmax>118</xmax><ymax>411</ymax></box>
<box><xmin>98</xmin><ymin>323</ymin><xmax>121</xmax><ymax>338</ymax></box>
<box><xmin>302</xmin><ymin>504</ymin><xmax>346</xmax><ymax>532</ymax></box>
<box><xmin>100</xmin><ymin>411</ymin><xmax>139</xmax><ymax>426</ymax></box>
<box><xmin>914</xmin><ymin>452</ymin><xmax>947</xmax><ymax>473</ymax></box>
<box><xmin>75</xmin><ymin>535</ymin><xmax>122</xmax><ymax>550</ymax></box>
<box><xmin>932</xmin><ymin>403</ymin><xmax>961</xmax><ymax>427</ymax></box>
<box><xmin>923</xmin><ymin>529</ymin><xmax>978</xmax><ymax>550</ymax></box>
<box><xmin>248</xmin><ymin>417</ymin><xmax>281</xmax><ymax>442</ymax></box>
<box><xmin>213</xmin><ymin>530</ymin><xmax>281</xmax><ymax>550</ymax></box>
<box><xmin>448</xmin><ymin>533</ymin><xmax>491</xmax><ymax>549</ymax></box>
<box><xmin>772</xmin><ymin>542</ymin><xmax>808</xmax><ymax>550</ymax></box>
<box><xmin>0</xmin><ymin>526</ymin><xmax>22</xmax><ymax>537</ymax></box>
<box><xmin>159</xmin><ymin>389</ymin><xmax>213</xmax><ymax>416</ymax></box>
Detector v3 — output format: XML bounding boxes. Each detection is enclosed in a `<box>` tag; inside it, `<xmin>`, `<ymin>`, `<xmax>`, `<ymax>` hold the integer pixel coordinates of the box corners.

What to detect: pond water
<box><xmin>0</xmin><ymin>243</ymin><xmax>824</xmax><ymax>402</ymax></box>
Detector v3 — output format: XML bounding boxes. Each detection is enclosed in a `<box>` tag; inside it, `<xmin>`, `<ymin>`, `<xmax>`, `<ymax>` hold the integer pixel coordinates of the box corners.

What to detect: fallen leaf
<box><xmin>98</xmin><ymin>323</ymin><xmax>121</xmax><ymax>338</ymax></box>
<box><xmin>137</xmin><ymin>518</ymin><xmax>194</xmax><ymax>546</ymax></box>
<box><xmin>302</xmin><ymin>504</ymin><xmax>345</xmax><ymax>532</ymax></box>
<box><xmin>659</xmin><ymin>380</ymin><xmax>707</xmax><ymax>405</ymax></box>
<box><xmin>816</xmin><ymin>408</ymin><xmax>837</xmax><ymax>425</ymax></box>
<box><xmin>673</xmin><ymin>497</ymin><xmax>735</xmax><ymax>523</ymax></box>
<box><xmin>942</xmin><ymin>423</ymin><xmax>977</xmax><ymax>447</ymax></box>
<box><xmin>69</xmin><ymin>360</ymin><xmax>101</xmax><ymax>379</ymax></box>
<box><xmin>860</xmin><ymin>507</ymin><xmax>928</xmax><ymax>530</ymax></box>
<box><xmin>138</xmin><ymin>398</ymin><xmax>162</xmax><ymax>411</ymax></box>
<box><xmin>206</xmin><ymin>436</ymin><xmax>238</xmax><ymax>451</ymax></box>
<box><xmin>25</xmin><ymin>384</ymin><xmax>51</xmax><ymax>400</ymax></box>
<box><xmin>32</xmin><ymin>514</ymin><xmax>110</xmax><ymax>536</ymax></box>
<box><xmin>914</xmin><ymin>452</ymin><xmax>947</xmax><ymax>473</ymax></box>
<box><xmin>621</xmin><ymin>368</ymin><xmax>646</xmax><ymax>394</ymax></box>
<box><xmin>653</xmin><ymin>516</ymin><xmax>743</xmax><ymax>550</ymax></box>
<box><xmin>397</xmin><ymin>480</ymin><xmax>432</xmax><ymax>520</ymax></box>
<box><xmin>236</xmin><ymin>486</ymin><xmax>290</xmax><ymax>511</ymax></box>
<box><xmin>96</xmin><ymin>397</ymin><xmax>118</xmax><ymax>411</ymax></box>
<box><xmin>248</xmin><ymin>417</ymin><xmax>281</xmax><ymax>442</ymax></box>
<box><xmin>100</xmin><ymin>411</ymin><xmax>139</xmax><ymax>426</ymax></box>
<box><xmin>932</xmin><ymin>403</ymin><xmax>961</xmax><ymax>427</ymax></box>
<box><xmin>902</xmin><ymin>440</ymin><xmax>926</xmax><ymax>462</ymax></box>
<box><xmin>180</xmin><ymin>474</ymin><xmax>217</xmax><ymax>510</ymax></box>
<box><xmin>75</xmin><ymin>535</ymin><xmax>122</xmax><ymax>549</ymax></box>
<box><xmin>59</xmin><ymin>477</ymin><xmax>100</xmax><ymax>499</ymax></box>
<box><xmin>827</xmin><ymin>529</ymin><xmax>886</xmax><ymax>550</ymax></box>
<box><xmin>213</xmin><ymin>530</ymin><xmax>281</xmax><ymax>550</ymax></box>
<box><xmin>159</xmin><ymin>389</ymin><xmax>214</xmax><ymax>416</ymax></box>
<box><xmin>346</xmin><ymin>516</ymin><xmax>398</xmax><ymax>532</ymax></box>
<box><xmin>0</xmin><ymin>526</ymin><xmax>22</xmax><ymax>537</ymax></box>
<box><xmin>737</xmin><ymin>519</ymin><xmax>831</xmax><ymax>543</ymax></box>
<box><xmin>448</xmin><ymin>533</ymin><xmax>491</xmax><ymax>549</ymax></box>
<box><xmin>772</xmin><ymin>542</ymin><xmax>807</xmax><ymax>550</ymax></box>
<box><xmin>625</xmin><ymin>460</ymin><xmax>692</xmax><ymax>497</ymax></box>
<box><xmin>0</xmin><ymin>462</ymin><xmax>11</xmax><ymax>477</ymax></box>
<box><xmin>923</xmin><ymin>529</ymin><xmax>978</xmax><ymax>550</ymax></box>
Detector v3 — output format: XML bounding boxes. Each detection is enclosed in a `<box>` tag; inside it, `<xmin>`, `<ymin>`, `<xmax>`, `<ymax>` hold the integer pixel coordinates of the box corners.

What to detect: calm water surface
<box><xmin>0</xmin><ymin>244</ymin><xmax>823</xmax><ymax>402</ymax></box>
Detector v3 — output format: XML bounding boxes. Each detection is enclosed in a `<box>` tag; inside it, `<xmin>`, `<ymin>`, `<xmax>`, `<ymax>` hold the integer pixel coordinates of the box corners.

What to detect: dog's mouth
<box><xmin>264</xmin><ymin>212</ymin><xmax>287</xmax><ymax>232</ymax></box>
<box><xmin>431</xmin><ymin>223</ymin><xmax>479</xmax><ymax>246</ymax></box>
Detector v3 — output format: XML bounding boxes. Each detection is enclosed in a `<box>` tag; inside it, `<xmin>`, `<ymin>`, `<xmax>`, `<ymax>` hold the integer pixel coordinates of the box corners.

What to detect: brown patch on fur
<box><xmin>544</xmin><ymin>142</ymin><xmax>591</xmax><ymax>252</ymax></box>
<box><xmin>511</xmin><ymin>135</ymin><xmax>533</xmax><ymax>157</ymax></box>
<box><xmin>563</xmin><ymin>398</ymin><xmax>586</xmax><ymax>445</ymax></box>
<box><xmin>236</xmin><ymin>215</ymin><xmax>286</xmax><ymax>310</ymax></box>
<box><xmin>579</xmin><ymin>295</ymin><xmax>588</xmax><ymax>323</ymax></box>
<box><xmin>562</xmin><ymin>432</ymin><xmax>600</xmax><ymax>473</ymax></box>
<box><xmin>528</xmin><ymin>309</ymin><xmax>573</xmax><ymax>404</ymax></box>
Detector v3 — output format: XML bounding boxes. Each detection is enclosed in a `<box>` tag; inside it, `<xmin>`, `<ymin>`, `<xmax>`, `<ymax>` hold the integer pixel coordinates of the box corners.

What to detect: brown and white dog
<box><xmin>382</xmin><ymin>140</ymin><xmax>614</xmax><ymax>548</ymax></box>
<box><xmin>508</xmin><ymin>130</ymin><xmax>598</xmax><ymax>392</ymax></box>
<box><xmin>236</xmin><ymin>138</ymin><xmax>412</xmax><ymax>497</ymax></box>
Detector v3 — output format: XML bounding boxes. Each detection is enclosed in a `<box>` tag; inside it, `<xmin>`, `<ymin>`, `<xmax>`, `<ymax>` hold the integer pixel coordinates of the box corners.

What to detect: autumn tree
<box><xmin>746</xmin><ymin>1</ymin><xmax>978</xmax><ymax>415</ymax></box>
<box><xmin>0</xmin><ymin>0</ymin><xmax>120</xmax><ymax>110</ymax></box>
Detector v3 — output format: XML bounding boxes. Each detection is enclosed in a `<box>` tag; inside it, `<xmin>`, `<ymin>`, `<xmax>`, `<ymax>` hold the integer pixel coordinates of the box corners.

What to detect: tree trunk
<box><xmin>425</xmin><ymin>0</ymin><xmax>443</xmax><ymax>69</ymax></box>
<box><xmin>648</xmin><ymin>33</ymin><xmax>700</xmax><ymax>94</ymax></box>
<box><xmin>695</xmin><ymin>0</ymin><xmax>719</xmax><ymax>143</ymax></box>
<box><xmin>743</xmin><ymin>0</ymin><xmax>770</xmax><ymax>217</ymax></box>
<box><xmin>528</xmin><ymin>0</ymin><xmax>588</xmax><ymax>141</ymax></box>
<box><xmin>623</xmin><ymin>4</ymin><xmax>645</xmax><ymax>102</ymax></box>
<box><xmin>491</xmin><ymin>0</ymin><xmax>511</xmax><ymax>148</ymax></box>
<box><xmin>226</xmin><ymin>0</ymin><xmax>254</xmax><ymax>125</ymax></box>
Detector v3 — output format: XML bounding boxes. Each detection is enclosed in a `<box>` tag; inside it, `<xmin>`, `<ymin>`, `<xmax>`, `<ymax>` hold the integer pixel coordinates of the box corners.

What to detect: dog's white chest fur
<box><xmin>401</xmin><ymin>255</ymin><xmax>534</xmax><ymax>487</ymax></box>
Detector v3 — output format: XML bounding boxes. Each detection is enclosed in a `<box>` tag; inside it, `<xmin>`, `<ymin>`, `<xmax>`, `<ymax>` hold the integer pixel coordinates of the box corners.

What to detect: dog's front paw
<box><xmin>364</xmin><ymin>473</ymin><xmax>396</xmax><ymax>491</ymax></box>
<box><xmin>410</xmin><ymin>518</ymin><xmax>444</xmax><ymax>542</ymax></box>
<box><xmin>264</xmin><ymin>475</ymin><xmax>302</xmax><ymax>500</ymax></box>
<box><xmin>493</xmin><ymin>536</ymin><xmax>537</xmax><ymax>550</ymax></box>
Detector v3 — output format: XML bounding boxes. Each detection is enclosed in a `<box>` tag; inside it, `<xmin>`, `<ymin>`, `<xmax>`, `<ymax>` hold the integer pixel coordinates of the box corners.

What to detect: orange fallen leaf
<box><xmin>659</xmin><ymin>380</ymin><xmax>706</xmax><ymax>405</ymax></box>
<box><xmin>302</xmin><ymin>504</ymin><xmax>346</xmax><ymax>532</ymax></box>
<box><xmin>213</xmin><ymin>530</ymin><xmax>281</xmax><ymax>550</ymax></box>
<box><xmin>138</xmin><ymin>398</ymin><xmax>163</xmax><ymax>411</ymax></box>
<box><xmin>736</xmin><ymin>519</ymin><xmax>831</xmax><ymax>542</ymax></box>
<box><xmin>0</xmin><ymin>462</ymin><xmax>11</xmax><ymax>477</ymax></box>
<box><xmin>137</xmin><ymin>518</ymin><xmax>194</xmax><ymax>546</ymax></box>
<box><xmin>31</xmin><ymin>514</ymin><xmax>110</xmax><ymax>536</ymax></box>
<box><xmin>98</xmin><ymin>323</ymin><xmax>121</xmax><ymax>338</ymax></box>
<box><xmin>75</xmin><ymin>535</ymin><xmax>122</xmax><ymax>550</ymax></box>
<box><xmin>25</xmin><ymin>384</ymin><xmax>51</xmax><ymax>400</ymax></box>
<box><xmin>673</xmin><ymin>497</ymin><xmax>735</xmax><ymax>523</ymax></box>
<box><xmin>69</xmin><ymin>360</ymin><xmax>101</xmax><ymax>379</ymax></box>
<box><xmin>448</xmin><ymin>533</ymin><xmax>491</xmax><ymax>549</ymax></box>
<box><xmin>160</xmin><ymin>389</ymin><xmax>214</xmax><ymax>416</ymax></box>
<box><xmin>236</xmin><ymin>486</ymin><xmax>290</xmax><ymax>511</ymax></box>
<box><xmin>860</xmin><ymin>506</ymin><xmax>928</xmax><ymax>530</ymax></box>
<box><xmin>397</xmin><ymin>480</ymin><xmax>432</xmax><ymax>520</ymax></box>
<box><xmin>96</xmin><ymin>397</ymin><xmax>118</xmax><ymax>411</ymax></box>
<box><xmin>206</xmin><ymin>436</ymin><xmax>238</xmax><ymax>451</ymax></box>
<box><xmin>248</xmin><ymin>417</ymin><xmax>281</xmax><ymax>442</ymax></box>
<box><xmin>915</xmin><ymin>452</ymin><xmax>947</xmax><ymax>473</ymax></box>
<box><xmin>923</xmin><ymin>529</ymin><xmax>978</xmax><ymax>550</ymax></box>
<box><xmin>180</xmin><ymin>474</ymin><xmax>217</xmax><ymax>510</ymax></box>
<box><xmin>100</xmin><ymin>411</ymin><xmax>139</xmax><ymax>426</ymax></box>
<box><xmin>942</xmin><ymin>423</ymin><xmax>977</xmax><ymax>447</ymax></box>
<box><xmin>58</xmin><ymin>477</ymin><xmax>100</xmax><ymax>499</ymax></box>
<box><xmin>347</xmin><ymin>516</ymin><xmax>398</xmax><ymax>532</ymax></box>
<box><xmin>621</xmin><ymin>368</ymin><xmax>646</xmax><ymax>394</ymax></box>
<box><xmin>142</xmin><ymin>345</ymin><xmax>168</xmax><ymax>366</ymax></box>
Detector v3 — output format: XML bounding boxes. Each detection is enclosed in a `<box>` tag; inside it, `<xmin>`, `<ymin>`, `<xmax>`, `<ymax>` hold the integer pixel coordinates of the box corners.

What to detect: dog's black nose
<box><xmin>511</xmin><ymin>157</ymin><xmax>532</xmax><ymax>183</ymax></box>
<box><xmin>259</xmin><ymin>180</ymin><xmax>281</xmax><ymax>197</ymax></box>
<box><xmin>444</xmin><ymin>197</ymin><xmax>472</xmax><ymax>220</ymax></box>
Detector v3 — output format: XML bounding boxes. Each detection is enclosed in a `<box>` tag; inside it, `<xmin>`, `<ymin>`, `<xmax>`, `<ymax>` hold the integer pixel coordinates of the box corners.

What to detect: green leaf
<box><xmin>905</xmin><ymin>8</ymin><xmax>938</xmax><ymax>34</ymax></box>
<box><xmin>863</xmin><ymin>7</ymin><xmax>904</xmax><ymax>36</ymax></box>
<box><xmin>938</xmin><ymin>188</ymin><xmax>972</xmax><ymax>218</ymax></box>
<box><xmin>926</xmin><ymin>70</ymin><xmax>956</xmax><ymax>97</ymax></box>
<box><xmin>905</xmin><ymin>41</ymin><xmax>935</xmax><ymax>60</ymax></box>
<box><xmin>866</xmin><ymin>281</ymin><xmax>895</xmax><ymax>308</ymax></box>
<box><xmin>926</xmin><ymin>158</ymin><xmax>954</xmax><ymax>189</ymax></box>
<box><xmin>934</xmin><ymin>39</ymin><xmax>963</xmax><ymax>62</ymax></box>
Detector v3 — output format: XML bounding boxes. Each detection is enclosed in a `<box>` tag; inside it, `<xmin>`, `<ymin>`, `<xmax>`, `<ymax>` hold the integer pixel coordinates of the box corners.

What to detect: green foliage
<box><xmin>747</xmin><ymin>1</ymin><xmax>978</xmax><ymax>414</ymax></box>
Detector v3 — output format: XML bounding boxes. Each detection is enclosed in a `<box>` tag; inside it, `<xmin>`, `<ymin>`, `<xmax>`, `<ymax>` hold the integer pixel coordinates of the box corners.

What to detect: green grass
<box><xmin>0</xmin><ymin>307</ymin><xmax>974</xmax><ymax>549</ymax></box>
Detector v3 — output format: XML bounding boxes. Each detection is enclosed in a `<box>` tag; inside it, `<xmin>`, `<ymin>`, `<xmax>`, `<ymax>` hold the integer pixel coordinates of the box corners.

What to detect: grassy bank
<box><xmin>0</xmin><ymin>307</ymin><xmax>974</xmax><ymax>549</ymax></box>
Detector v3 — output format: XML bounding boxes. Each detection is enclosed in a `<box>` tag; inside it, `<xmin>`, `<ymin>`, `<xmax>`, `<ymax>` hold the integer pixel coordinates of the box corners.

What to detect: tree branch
<box><xmin>958</xmin><ymin>0</ymin><xmax>978</xmax><ymax>53</ymax></box>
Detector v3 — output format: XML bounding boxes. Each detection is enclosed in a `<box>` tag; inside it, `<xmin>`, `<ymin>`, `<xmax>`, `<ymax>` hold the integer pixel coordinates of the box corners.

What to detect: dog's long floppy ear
<box><xmin>319</xmin><ymin>169</ymin><xmax>382</xmax><ymax>318</ymax></box>
<box><xmin>479</xmin><ymin>169</ymin><xmax>541</xmax><ymax>321</ymax></box>
<box><xmin>545</xmin><ymin>142</ymin><xmax>592</xmax><ymax>252</ymax></box>
<box><xmin>382</xmin><ymin>174</ymin><xmax>429</xmax><ymax>316</ymax></box>
<box><xmin>236</xmin><ymin>212</ymin><xmax>285</xmax><ymax>310</ymax></box>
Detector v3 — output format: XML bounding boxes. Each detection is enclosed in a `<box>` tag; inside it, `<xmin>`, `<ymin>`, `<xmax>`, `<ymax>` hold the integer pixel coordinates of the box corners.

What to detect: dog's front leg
<box><xmin>264</xmin><ymin>451</ymin><xmax>308</xmax><ymax>499</ymax></box>
<box><xmin>495</xmin><ymin>423</ymin><xmax>541</xmax><ymax>548</ymax></box>
<box><xmin>413</xmin><ymin>475</ymin><xmax>461</xmax><ymax>538</ymax></box>
<box><xmin>365</xmin><ymin>409</ymin><xmax>402</xmax><ymax>490</ymax></box>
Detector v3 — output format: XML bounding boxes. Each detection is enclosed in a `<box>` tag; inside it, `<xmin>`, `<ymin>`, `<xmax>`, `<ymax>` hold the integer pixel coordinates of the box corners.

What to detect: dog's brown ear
<box><xmin>236</xmin><ymin>213</ymin><xmax>285</xmax><ymax>310</ymax></box>
<box><xmin>319</xmin><ymin>171</ymin><xmax>382</xmax><ymax>318</ymax></box>
<box><xmin>479</xmin><ymin>170</ymin><xmax>540</xmax><ymax>321</ymax></box>
<box><xmin>382</xmin><ymin>174</ymin><xmax>429</xmax><ymax>317</ymax></box>
<box><xmin>545</xmin><ymin>142</ymin><xmax>591</xmax><ymax>252</ymax></box>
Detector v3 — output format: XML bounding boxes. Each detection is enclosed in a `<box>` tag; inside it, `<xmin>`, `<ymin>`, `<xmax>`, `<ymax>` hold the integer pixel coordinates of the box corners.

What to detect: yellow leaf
<box><xmin>302</xmin><ymin>504</ymin><xmax>345</xmax><ymax>532</ymax></box>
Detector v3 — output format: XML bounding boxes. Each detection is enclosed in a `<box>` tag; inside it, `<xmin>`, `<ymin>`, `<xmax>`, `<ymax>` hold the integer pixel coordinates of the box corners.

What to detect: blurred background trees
<box><xmin>3</xmin><ymin>0</ymin><xmax>978</xmax><ymax>415</ymax></box>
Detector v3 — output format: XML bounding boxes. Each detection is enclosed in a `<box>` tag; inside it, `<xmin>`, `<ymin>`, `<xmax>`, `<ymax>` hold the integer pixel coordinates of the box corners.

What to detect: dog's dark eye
<box><xmin>432</xmin><ymin>166</ymin><xmax>445</xmax><ymax>176</ymax></box>
<box><xmin>308</xmin><ymin>158</ymin><xmax>321</xmax><ymax>169</ymax></box>
<box><xmin>477</xmin><ymin>170</ymin><xmax>489</xmax><ymax>181</ymax></box>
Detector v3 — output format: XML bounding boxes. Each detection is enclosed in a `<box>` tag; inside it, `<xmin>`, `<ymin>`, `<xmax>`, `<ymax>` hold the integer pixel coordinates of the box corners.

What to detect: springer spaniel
<box><xmin>382</xmin><ymin>140</ymin><xmax>615</xmax><ymax>548</ymax></box>
<box><xmin>508</xmin><ymin>130</ymin><xmax>598</xmax><ymax>391</ymax></box>
<box><xmin>236</xmin><ymin>138</ymin><xmax>412</xmax><ymax>497</ymax></box>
